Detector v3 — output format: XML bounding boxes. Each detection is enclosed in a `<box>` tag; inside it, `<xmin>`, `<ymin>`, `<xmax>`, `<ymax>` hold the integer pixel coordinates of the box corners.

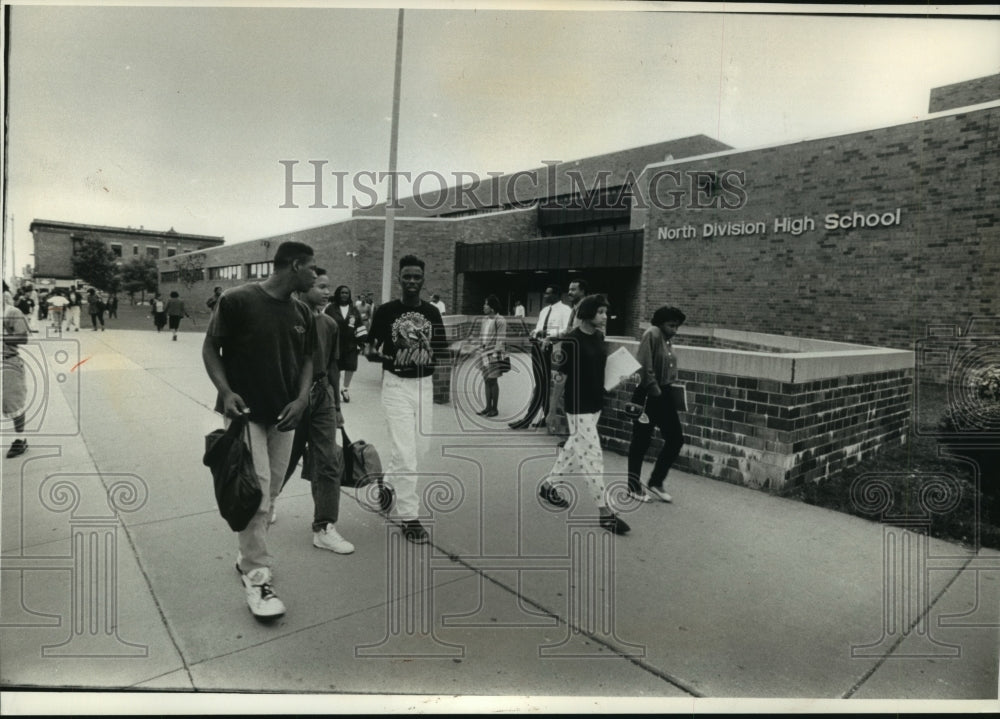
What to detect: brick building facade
<box><xmin>159</xmin><ymin>74</ymin><xmax>998</xmax><ymax>353</ymax></box>
<box><xmin>31</xmin><ymin>219</ymin><xmax>223</xmax><ymax>286</ymax></box>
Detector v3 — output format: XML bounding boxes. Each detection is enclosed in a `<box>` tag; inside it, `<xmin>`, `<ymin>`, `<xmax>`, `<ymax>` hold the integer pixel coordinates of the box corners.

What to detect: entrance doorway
<box><xmin>461</xmin><ymin>267</ymin><xmax>638</xmax><ymax>337</ymax></box>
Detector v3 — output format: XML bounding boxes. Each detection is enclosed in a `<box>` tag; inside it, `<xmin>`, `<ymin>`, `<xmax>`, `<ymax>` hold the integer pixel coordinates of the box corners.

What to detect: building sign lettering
<box><xmin>657</xmin><ymin>208</ymin><xmax>902</xmax><ymax>240</ymax></box>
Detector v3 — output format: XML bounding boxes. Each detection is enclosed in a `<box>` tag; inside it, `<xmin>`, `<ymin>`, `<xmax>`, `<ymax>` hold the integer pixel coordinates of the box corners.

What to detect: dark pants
<box><xmin>627</xmin><ymin>389</ymin><xmax>685</xmax><ymax>492</ymax></box>
<box><xmin>90</xmin><ymin>311</ymin><xmax>104</xmax><ymax>329</ymax></box>
<box><xmin>285</xmin><ymin>381</ymin><xmax>343</xmax><ymax>530</ymax></box>
<box><xmin>512</xmin><ymin>341</ymin><xmax>552</xmax><ymax>427</ymax></box>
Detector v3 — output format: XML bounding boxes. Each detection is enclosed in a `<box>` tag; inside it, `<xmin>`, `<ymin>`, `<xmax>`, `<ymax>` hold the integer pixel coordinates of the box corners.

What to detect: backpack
<box><xmin>339</xmin><ymin>428</ymin><xmax>383</xmax><ymax>488</ymax></box>
<box><xmin>203</xmin><ymin>415</ymin><xmax>262</xmax><ymax>532</ymax></box>
<box><xmin>155</xmin><ymin>299</ymin><xmax>165</xmax><ymax>312</ymax></box>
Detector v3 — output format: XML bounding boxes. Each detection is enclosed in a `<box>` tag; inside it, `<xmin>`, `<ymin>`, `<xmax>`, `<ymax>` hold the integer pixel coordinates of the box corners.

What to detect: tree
<box><xmin>175</xmin><ymin>253</ymin><xmax>206</xmax><ymax>290</ymax></box>
<box><xmin>71</xmin><ymin>236</ymin><xmax>117</xmax><ymax>290</ymax></box>
<box><xmin>119</xmin><ymin>256</ymin><xmax>159</xmax><ymax>303</ymax></box>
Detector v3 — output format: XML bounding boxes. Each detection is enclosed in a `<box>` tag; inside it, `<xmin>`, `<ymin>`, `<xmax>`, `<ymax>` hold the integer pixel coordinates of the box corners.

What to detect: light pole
<box><xmin>381</xmin><ymin>8</ymin><xmax>404</xmax><ymax>305</ymax></box>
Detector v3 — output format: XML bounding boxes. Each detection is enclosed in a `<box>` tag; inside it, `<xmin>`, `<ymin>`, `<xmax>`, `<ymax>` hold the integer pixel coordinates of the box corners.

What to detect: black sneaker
<box><xmin>6</xmin><ymin>439</ymin><xmax>27</xmax><ymax>458</ymax></box>
<box><xmin>401</xmin><ymin>520</ymin><xmax>429</xmax><ymax>544</ymax></box>
<box><xmin>377</xmin><ymin>484</ymin><xmax>395</xmax><ymax>514</ymax></box>
<box><xmin>539</xmin><ymin>481</ymin><xmax>569</xmax><ymax>509</ymax></box>
<box><xmin>599</xmin><ymin>513</ymin><xmax>631</xmax><ymax>535</ymax></box>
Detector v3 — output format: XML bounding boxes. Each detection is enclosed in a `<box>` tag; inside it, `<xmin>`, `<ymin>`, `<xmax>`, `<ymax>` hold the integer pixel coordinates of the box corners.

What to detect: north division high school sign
<box><xmin>658</xmin><ymin>208</ymin><xmax>903</xmax><ymax>240</ymax></box>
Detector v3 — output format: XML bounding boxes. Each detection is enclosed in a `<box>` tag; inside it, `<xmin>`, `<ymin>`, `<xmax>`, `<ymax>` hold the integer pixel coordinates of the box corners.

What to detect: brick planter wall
<box><xmin>598</xmin><ymin>334</ymin><xmax>913</xmax><ymax>492</ymax></box>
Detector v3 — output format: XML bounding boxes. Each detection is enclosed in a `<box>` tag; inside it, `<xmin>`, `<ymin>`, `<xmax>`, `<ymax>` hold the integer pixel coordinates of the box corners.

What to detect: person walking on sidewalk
<box><xmin>2</xmin><ymin>282</ymin><xmax>30</xmax><ymax>458</ymax></box>
<box><xmin>627</xmin><ymin>306</ymin><xmax>687</xmax><ymax>504</ymax></box>
<box><xmin>151</xmin><ymin>293</ymin><xmax>167</xmax><ymax>332</ymax></box>
<box><xmin>475</xmin><ymin>294</ymin><xmax>508</xmax><ymax>418</ymax></box>
<box><xmin>325</xmin><ymin>285</ymin><xmax>364</xmax><ymax>405</ymax></box>
<box><xmin>202</xmin><ymin>241</ymin><xmax>317</xmax><ymax>621</ymax></box>
<box><xmin>46</xmin><ymin>290</ymin><xmax>68</xmax><ymax>333</ymax></box>
<box><xmin>165</xmin><ymin>291</ymin><xmax>190</xmax><ymax>341</ymax></box>
<box><xmin>509</xmin><ymin>284</ymin><xmax>571</xmax><ymax>430</ymax></box>
<box><xmin>284</xmin><ymin>268</ymin><xmax>355</xmax><ymax>555</ymax></box>
<box><xmin>538</xmin><ymin>294</ymin><xmax>630</xmax><ymax>535</ymax></box>
<box><xmin>206</xmin><ymin>286</ymin><xmax>223</xmax><ymax>313</ymax></box>
<box><xmin>106</xmin><ymin>293</ymin><xmax>119</xmax><ymax>319</ymax></box>
<box><xmin>365</xmin><ymin>254</ymin><xmax>446</xmax><ymax>544</ymax></box>
<box><xmin>547</xmin><ymin>278</ymin><xmax>588</xmax><ymax>440</ymax></box>
<box><xmin>66</xmin><ymin>287</ymin><xmax>82</xmax><ymax>332</ymax></box>
<box><xmin>87</xmin><ymin>289</ymin><xmax>106</xmax><ymax>331</ymax></box>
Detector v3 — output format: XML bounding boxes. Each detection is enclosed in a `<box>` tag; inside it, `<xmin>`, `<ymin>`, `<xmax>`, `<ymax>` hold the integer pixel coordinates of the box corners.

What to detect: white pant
<box><xmin>548</xmin><ymin>411</ymin><xmax>608</xmax><ymax>508</ymax></box>
<box><xmin>67</xmin><ymin>306</ymin><xmax>81</xmax><ymax>330</ymax></box>
<box><xmin>381</xmin><ymin>372</ymin><xmax>433</xmax><ymax>520</ymax></box>
<box><xmin>226</xmin><ymin>419</ymin><xmax>295</xmax><ymax>573</ymax></box>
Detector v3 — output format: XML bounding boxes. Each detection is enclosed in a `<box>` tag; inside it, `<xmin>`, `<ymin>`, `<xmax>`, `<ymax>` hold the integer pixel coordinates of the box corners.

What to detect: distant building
<box><xmin>30</xmin><ymin>219</ymin><xmax>223</xmax><ymax>288</ymax></box>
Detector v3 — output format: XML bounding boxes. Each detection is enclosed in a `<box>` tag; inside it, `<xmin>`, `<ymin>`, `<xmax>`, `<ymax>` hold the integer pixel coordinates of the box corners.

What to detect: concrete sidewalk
<box><xmin>1</xmin><ymin>328</ymin><xmax>998</xmax><ymax>706</ymax></box>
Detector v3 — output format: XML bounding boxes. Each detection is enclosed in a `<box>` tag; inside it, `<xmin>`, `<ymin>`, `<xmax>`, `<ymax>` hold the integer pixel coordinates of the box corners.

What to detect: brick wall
<box><xmin>33</xmin><ymin>223</ymin><xmax>221</xmax><ymax>282</ymax></box>
<box><xmin>635</xmin><ymin>105</ymin><xmax>1000</xmax><ymax>352</ymax></box>
<box><xmin>159</xmin><ymin>210</ymin><xmax>538</xmax><ymax>312</ymax></box>
<box><xmin>599</xmin><ymin>339</ymin><xmax>913</xmax><ymax>491</ymax></box>
<box><xmin>929</xmin><ymin>73</ymin><xmax>1000</xmax><ymax>113</ymax></box>
<box><xmin>32</xmin><ymin>228</ymin><xmax>75</xmax><ymax>278</ymax></box>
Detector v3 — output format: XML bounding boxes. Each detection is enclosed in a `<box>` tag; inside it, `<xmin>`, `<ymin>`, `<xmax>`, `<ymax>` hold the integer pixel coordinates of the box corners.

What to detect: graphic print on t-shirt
<box><xmin>390</xmin><ymin>311</ymin><xmax>434</xmax><ymax>369</ymax></box>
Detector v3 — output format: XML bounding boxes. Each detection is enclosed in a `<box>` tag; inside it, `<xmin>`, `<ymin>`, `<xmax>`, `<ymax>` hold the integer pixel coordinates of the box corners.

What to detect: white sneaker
<box><xmin>647</xmin><ymin>486</ymin><xmax>673</xmax><ymax>503</ymax></box>
<box><xmin>241</xmin><ymin>567</ymin><xmax>286</xmax><ymax>620</ymax></box>
<box><xmin>313</xmin><ymin>524</ymin><xmax>355</xmax><ymax>554</ymax></box>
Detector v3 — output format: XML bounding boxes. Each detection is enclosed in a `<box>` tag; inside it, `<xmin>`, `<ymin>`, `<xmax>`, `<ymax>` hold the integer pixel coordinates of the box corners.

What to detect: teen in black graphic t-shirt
<box><xmin>367</xmin><ymin>299</ymin><xmax>446</xmax><ymax>378</ymax></box>
<box><xmin>364</xmin><ymin>255</ymin><xmax>445</xmax><ymax>545</ymax></box>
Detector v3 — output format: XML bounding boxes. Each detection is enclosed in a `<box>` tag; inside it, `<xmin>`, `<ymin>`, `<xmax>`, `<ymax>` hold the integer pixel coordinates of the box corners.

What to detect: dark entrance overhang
<box><xmin>455</xmin><ymin>230</ymin><xmax>643</xmax><ymax>272</ymax></box>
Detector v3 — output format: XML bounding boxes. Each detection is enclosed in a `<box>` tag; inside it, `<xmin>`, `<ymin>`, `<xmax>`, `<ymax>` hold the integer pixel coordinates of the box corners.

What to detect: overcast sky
<box><xmin>3</xmin><ymin>2</ymin><xmax>999</xmax><ymax>278</ymax></box>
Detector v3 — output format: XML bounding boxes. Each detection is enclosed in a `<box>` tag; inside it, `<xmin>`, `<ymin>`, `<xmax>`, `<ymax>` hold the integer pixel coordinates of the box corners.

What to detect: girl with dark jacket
<box><xmin>325</xmin><ymin>285</ymin><xmax>365</xmax><ymax>403</ymax></box>
<box><xmin>627</xmin><ymin>305</ymin><xmax>687</xmax><ymax>503</ymax></box>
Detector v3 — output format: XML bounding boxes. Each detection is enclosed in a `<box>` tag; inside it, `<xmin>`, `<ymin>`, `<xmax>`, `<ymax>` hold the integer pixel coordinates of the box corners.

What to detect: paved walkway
<box><xmin>1</xmin><ymin>327</ymin><xmax>997</xmax><ymax>710</ymax></box>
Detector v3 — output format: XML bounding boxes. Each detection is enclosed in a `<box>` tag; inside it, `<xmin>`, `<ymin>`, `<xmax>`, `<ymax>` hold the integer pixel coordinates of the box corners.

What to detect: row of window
<box><xmin>205</xmin><ymin>261</ymin><xmax>273</xmax><ymax>281</ymax></box>
<box><xmin>110</xmin><ymin>243</ymin><xmax>178</xmax><ymax>259</ymax></box>
<box><xmin>159</xmin><ymin>262</ymin><xmax>274</xmax><ymax>283</ymax></box>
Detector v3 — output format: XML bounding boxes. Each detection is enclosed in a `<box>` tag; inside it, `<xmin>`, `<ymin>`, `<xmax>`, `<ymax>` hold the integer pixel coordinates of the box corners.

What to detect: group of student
<box><xmin>11</xmin><ymin>285</ymin><xmax>119</xmax><ymax>334</ymax></box>
<box><xmin>201</xmin><ymin>243</ymin><xmax>446</xmax><ymax>621</ymax></box>
<box><xmin>500</xmin><ymin>280</ymin><xmax>688</xmax><ymax>533</ymax></box>
<box><xmin>3</xmin><ymin>247</ymin><xmax>688</xmax><ymax>623</ymax></box>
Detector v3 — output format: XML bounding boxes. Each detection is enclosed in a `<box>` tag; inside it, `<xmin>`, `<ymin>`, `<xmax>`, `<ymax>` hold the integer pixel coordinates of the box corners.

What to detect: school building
<box><xmin>31</xmin><ymin>219</ymin><xmax>224</xmax><ymax>289</ymax></box>
<box><xmin>157</xmin><ymin>73</ymin><xmax>999</xmax><ymax>352</ymax></box>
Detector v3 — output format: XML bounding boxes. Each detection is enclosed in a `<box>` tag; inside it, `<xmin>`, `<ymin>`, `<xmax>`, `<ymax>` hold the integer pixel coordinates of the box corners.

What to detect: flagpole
<box><xmin>381</xmin><ymin>8</ymin><xmax>404</xmax><ymax>305</ymax></box>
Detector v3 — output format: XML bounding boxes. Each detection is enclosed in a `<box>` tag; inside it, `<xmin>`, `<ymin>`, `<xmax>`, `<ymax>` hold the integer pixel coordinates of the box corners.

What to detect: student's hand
<box><xmin>276</xmin><ymin>396</ymin><xmax>308</xmax><ymax>431</ymax></box>
<box><xmin>221</xmin><ymin>391</ymin><xmax>250</xmax><ymax>419</ymax></box>
<box><xmin>335</xmin><ymin>409</ymin><xmax>344</xmax><ymax>428</ymax></box>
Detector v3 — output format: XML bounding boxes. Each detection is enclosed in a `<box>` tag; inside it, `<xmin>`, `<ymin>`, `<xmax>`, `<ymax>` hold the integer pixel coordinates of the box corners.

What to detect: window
<box><xmin>110</xmin><ymin>243</ymin><xmax>123</xmax><ymax>258</ymax></box>
<box><xmin>160</xmin><ymin>271</ymin><xmax>179</xmax><ymax>283</ymax></box>
<box><xmin>133</xmin><ymin>246</ymin><xmax>139</xmax><ymax>256</ymax></box>
<box><xmin>208</xmin><ymin>265</ymin><xmax>242</xmax><ymax>281</ymax></box>
<box><xmin>246</xmin><ymin>261</ymin><xmax>273</xmax><ymax>280</ymax></box>
<box><xmin>146</xmin><ymin>246</ymin><xmax>160</xmax><ymax>259</ymax></box>
<box><xmin>167</xmin><ymin>248</ymin><xmax>176</xmax><ymax>257</ymax></box>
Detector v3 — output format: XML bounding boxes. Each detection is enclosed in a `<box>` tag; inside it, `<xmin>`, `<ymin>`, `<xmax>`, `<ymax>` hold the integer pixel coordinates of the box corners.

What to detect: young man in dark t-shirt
<box><xmin>284</xmin><ymin>268</ymin><xmax>355</xmax><ymax>555</ymax></box>
<box><xmin>202</xmin><ymin>241</ymin><xmax>317</xmax><ymax>621</ymax></box>
<box><xmin>539</xmin><ymin>294</ymin><xmax>630</xmax><ymax>535</ymax></box>
<box><xmin>365</xmin><ymin>254</ymin><xmax>446</xmax><ymax>544</ymax></box>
